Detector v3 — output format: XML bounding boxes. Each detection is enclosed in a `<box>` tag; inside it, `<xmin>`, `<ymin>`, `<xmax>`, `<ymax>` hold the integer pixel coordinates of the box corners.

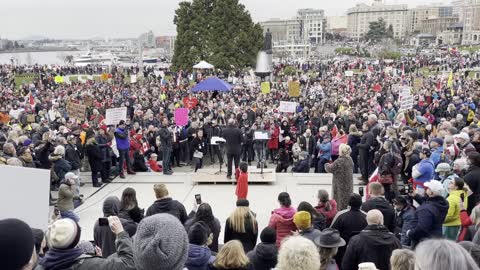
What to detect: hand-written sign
<box><xmin>67</xmin><ymin>102</ymin><xmax>86</xmax><ymax>121</ymax></box>
<box><xmin>288</xmin><ymin>81</ymin><xmax>300</xmax><ymax>97</ymax></box>
<box><xmin>413</xmin><ymin>78</ymin><xmax>423</xmax><ymax>90</ymax></box>
<box><xmin>279</xmin><ymin>101</ymin><xmax>297</xmax><ymax>113</ymax></box>
<box><xmin>399</xmin><ymin>87</ymin><xmax>413</xmax><ymax>112</ymax></box>
<box><xmin>174</xmin><ymin>108</ymin><xmax>189</xmax><ymax>126</ymax></box>
<box><xmin>105</xmin><ymin>107</ymin><xmax>127</xmax><ymax>126</ymax></box>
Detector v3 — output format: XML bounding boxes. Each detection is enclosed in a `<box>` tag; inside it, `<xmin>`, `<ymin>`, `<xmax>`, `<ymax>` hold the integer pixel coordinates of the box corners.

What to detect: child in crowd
<box><xmin>148</xmin><ymin>153</ymin><xmax>163</xmax><ymax>172</ymax></box>
<box><xmin>236</xmin><ymin>162</ymin><xmax>249</xmax><ymax>200</ymax></box>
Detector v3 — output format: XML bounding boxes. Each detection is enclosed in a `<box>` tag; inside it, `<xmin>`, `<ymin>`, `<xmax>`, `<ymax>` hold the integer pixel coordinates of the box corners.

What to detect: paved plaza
<box><xmin>73</xmin><ymin>166</ymin><xmax>362</xmax><ymax>242</ymax></box>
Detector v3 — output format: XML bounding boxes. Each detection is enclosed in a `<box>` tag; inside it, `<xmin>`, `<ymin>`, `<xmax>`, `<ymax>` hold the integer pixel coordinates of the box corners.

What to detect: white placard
<box><xmin>399</xmin><ymin>87</ymin><xmax>413</xmax><ymax>111</ymax></box>
<box><xmin>0</xmin><ymin>166</ymin><xmax>50</xmax><ymax>230</ymax></box>
<box><xmin>254</xmin><ymin>131</ymin><xmax>269</xmax><ymax>140</ymax></box>
<box><xmin>131</xmin><ymin>74</ymin><xmax>137</xmax><ymax>83</ymax></box>
<box><xmin>8</xmin><ymin>109</ymin><xmax>22</xmax><ymax>119</ymax></box>
<box><xmin>345</xmin><ymin>70</ymin><xmax>354</xmax><ymax>77</ymax></box>
<box><xmin>211</xmin><ymin>136</ymin><xmax>226</xmax><ymax>145</ymax></box>
<box><xmin>105</xmin><ymin>107</ymin><xmax>127</xmax><ymax>126</ymax></box>
<box><xmin>279</xmin><ymin>101</ymin><xmax>297</xmax><ymax>113</ymax></box>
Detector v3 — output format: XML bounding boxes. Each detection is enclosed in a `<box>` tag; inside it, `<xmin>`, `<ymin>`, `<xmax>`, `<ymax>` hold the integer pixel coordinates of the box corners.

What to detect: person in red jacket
<box><xmin>148</xmin><ymin>153</ymin><xmax>163</xmax><ymax>172</ymax></box>
<box><xmin>315</xmin><ymin>189</ymin><xmax>338</xmax><ymax>227</ymax></box>
<box><xmin>236</xmin><ymin>162</ymin><xmax>249</xmax><ymax>200</ymax></box>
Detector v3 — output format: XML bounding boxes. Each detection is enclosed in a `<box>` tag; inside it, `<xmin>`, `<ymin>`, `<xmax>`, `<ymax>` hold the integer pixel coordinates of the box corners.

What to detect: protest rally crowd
<box><xmin>3</xmin><ymin>47</ymin><xmax>480</xmax><ymax>270</ymax></box>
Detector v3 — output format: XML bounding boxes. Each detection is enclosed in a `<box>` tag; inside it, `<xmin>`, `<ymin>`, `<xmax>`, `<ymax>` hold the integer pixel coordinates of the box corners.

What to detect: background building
<box><xmin>463</xmin><ymin>0</ymin><xmax>480</xmax><ymax>44</ymax></box>
<box><xmin>155</xmin><ymin>36</ymin><xmax>176</xmax><ymax>56</ymax></box>
<box><xmin>347</xmin><ymin>0</ymin><xmax>409</xmax><ymax>40</ymax></box>
<box><xmin>297</xmin><ymin>9</ymin><xmax>327</xmax><ymax>44</ymax></box>
<box><xmin>327</xmin><ymin>16</ymin><xmax>348</xmax><ymax>34</ymax></box>
<box><xmin>437</xmin><ymin>23</ymin><xmax>463</xmax><ymax>45</ymax></box>
<box><xmin>409</xmin><ymin>4</ymin><xmax>454</xmax><ymax>33</ymax></box>
<box><xmin>419</xmin><ymin>16</ymin><xmax>459</xmax><ymax>36</ymax></box>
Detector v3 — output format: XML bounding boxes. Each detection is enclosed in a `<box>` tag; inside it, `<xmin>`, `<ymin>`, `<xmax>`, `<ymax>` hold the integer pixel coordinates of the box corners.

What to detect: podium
<box><xmin>211</xmin><ymin>137</ymin><xmax>226</xmax><ymax>175</ymax></box>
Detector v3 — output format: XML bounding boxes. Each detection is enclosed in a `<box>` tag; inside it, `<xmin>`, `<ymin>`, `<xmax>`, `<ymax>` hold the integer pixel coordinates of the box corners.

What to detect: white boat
<box><xmin>73</xmin><ymin>51</ymin><xmax>118</xmax><ymax>67</ymax></box>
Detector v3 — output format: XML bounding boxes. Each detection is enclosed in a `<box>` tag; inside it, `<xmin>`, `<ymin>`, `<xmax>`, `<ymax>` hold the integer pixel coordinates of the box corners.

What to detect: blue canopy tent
<box><xmin>191</xmin><ymin>77</ymin><xmax>232</xmax><ymax>92</ymax></box>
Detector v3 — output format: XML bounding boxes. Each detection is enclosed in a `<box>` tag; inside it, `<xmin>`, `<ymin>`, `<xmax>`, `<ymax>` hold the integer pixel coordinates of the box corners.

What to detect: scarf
<box><xmin>40</xmin><ymin>248</ymin><xmax>84</xmax><ymax>270</ymax></box>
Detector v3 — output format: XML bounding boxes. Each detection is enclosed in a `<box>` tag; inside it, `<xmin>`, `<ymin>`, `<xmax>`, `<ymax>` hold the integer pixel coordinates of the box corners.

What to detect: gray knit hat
<box><xmin>133</xmin><ymin>214</ymin><xmax>188</xmax><ymax>270</ymax></box>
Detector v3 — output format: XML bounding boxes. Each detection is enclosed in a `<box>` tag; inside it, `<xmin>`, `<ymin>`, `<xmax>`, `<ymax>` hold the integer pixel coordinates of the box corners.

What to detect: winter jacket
<box><xmin>65</xmin><ymin>143</ymin><xmax>81</xmax><ymax>171</ymax></box>
<box><xmin>246</xmin><ymin>242</ymin><xmax>278</xmax><ymax>270</ymax></box>
<box><xmin>315</xmin><ymin>200</ymin><xmax>338</xmax><ymax>227</ymax></box>
<box><xmin>115</xmin><ymin>127</ymin><xmax>130</xmax><ymax>150</ymax></box>
<box><xmin>408</xmin><ymin>195</ymin><xmax>449</xmax><ymax>247</ymax></box>
<box><xmin>186</xmin><ymin>244</ymin><xmax>216</xmax><ymax>270</ymax></box>
<box><xmin>146</xmin><ymin>197</ymin><xmax>188</xmax><ymax>224</ymax></box>
<box><xmin>36</xmin><ymin>231</ymin><xmax>135</xmax><ymax>270</ymax></box>
<box><xmin>96</xmin><ymin>134</ymin><xmax>112</xmax><ymax>162</ymax></box>
<box><xmin>224</xmin><ymin>214</ymin><xmax>258</xmax><ymax>252</ymax></box>
<box><xmin>291</xmin><ymin>159</ymin><xmax>310</xmax><ymax>173</ymax></box>
<box><xmin>430</xmin><ymin>146</ymin><xmax>444</xmax><ymax>167</ymax></box>
<box><xmin>412</xmin><ymin>158</ymin><xmax>435</xmax><ymax>187</ymax></box>
<box><xmin>342</xmin><ymin>225</ymin><xmax>401</xmax><ymax>270</ymax></box>
<box><xmin>85</xmin><ymin>138</ymin><xmax>103</xmax><ymax>172</ymax></box>
<box><xmin>267</xmin><ymin>126</ymin><xmax>279</xmax><ymax>150</ymax></box>
<box><xmin>49</xmin><ymin>154</ymin><xmax>71</xmax><ymax>182</ymax></box>
<box><xmin>185</xmin><ymin>217</ymin><xmax>222</xmax><ymax>253</ymax></box>
<box><xmin>268</xmin><ymin>207</ymin><xmax>297</xmax><ymax>247</ymax></box>
<box><xmin>236</xmin><ymin>172</ymin><xmax>248</xmax><ymax>200</ymax></box>
<box><xmin>362</xmin><ymin>197</ymin><xmax>396</xmax><ymax>233</ymax></box>
<box><xmin>464</xmin><ymin>165</ymin><xmax>480</xmax><ymax>214</ymax></box>
<box><xmin>326</xmin><ymin>155</ymin><xmax>354</xmax><ymax>211</ymax></box>
<box><xmin>118</xmin><ymin>206</ymin><xmax>144</xmax><ymax>224</ymax></box>
<box><xmin>222</xmin><ymin>126</ymin><xmax>243</xmax><ymax>155</ymax></box>
<box><xmin>57</xmin><ymin>183</ymin><xmax>78</xmax><ymax>212</ymax></box>
<box><xmin>444</xmin><ymin>189</ymin><xmax>468</xmax><ymax>227</ymax></box>
<box><xmin>317</xmin><ymin>142</ymin><xmax>332</xmax><ymax>160</ymax></box>
<box><xmin>396</xmin><ymin>206</ymin><xmax>415</xmax><ymax>247</ymax></box>
<box><xmin>159</xmin><ymin>126</ymin><xmax>173</xmax><ymax>150</ymax></box>
<box><xmin>299</xmin><ymin>227</ymin><xmax>322</xmax><ymax>243</ymax></box>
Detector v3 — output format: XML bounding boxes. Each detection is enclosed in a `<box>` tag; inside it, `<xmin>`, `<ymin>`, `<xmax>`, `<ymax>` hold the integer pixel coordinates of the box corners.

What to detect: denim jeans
<box><xmin>163</xmin><ymin>147</ymin><xmax>172</xmax><ymax>173</ymax></box>
<box><xmin>117</xmin><ymin>149</ymin><xmax>132</xmax><ymax>173</ymax></box>
<box><xmin>60</xmin><ymin>210</ymin><xmax>80</xmax><ymax>223</ymax></box>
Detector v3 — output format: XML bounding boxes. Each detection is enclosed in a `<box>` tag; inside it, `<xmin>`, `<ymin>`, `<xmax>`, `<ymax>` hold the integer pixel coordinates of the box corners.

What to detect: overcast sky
<box><xmin>1</xmin><ymin>0</ymin><xmax>447</xmax><ymax>40</ymax></box>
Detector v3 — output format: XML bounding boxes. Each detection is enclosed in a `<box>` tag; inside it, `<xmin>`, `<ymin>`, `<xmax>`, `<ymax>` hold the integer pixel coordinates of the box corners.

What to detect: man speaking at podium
<box><xmin>222</xmin><ymin>118</ymin><xmax>243</xmax><ymax>179</ymax></box>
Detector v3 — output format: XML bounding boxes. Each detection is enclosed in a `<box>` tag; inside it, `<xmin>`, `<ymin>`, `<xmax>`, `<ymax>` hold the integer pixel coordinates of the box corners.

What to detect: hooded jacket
<box><xmin>342</xmin><ymin>225</ymin><xmax>401</xmax><ymax>270</ymax></box>
<box><xmin>49</xmin><ymin>154</ymin><xmax>71</xmax><ymax>182</ymax></box>
<box><xmin>145</xmin><ymin>197</ymin><xmax>188</xmax><ymax>224</ymax></box>
<box><xmin>444</xmin><ymin>189</ymin><xmax>469</xmax><ymax>227</ymax></box>
<box><xmin>94</xmin><ymin>197</ymin><xmax>137</xmax><ymax>258</ymax></box>
<box><xmin>361</xmin><ymin>197</ymin><xmax>396</xmax><ymax>233</ymax></box>
<box><xmin>408</xmin><ymin>195</ymin><xmax>449</xmax><ymax>246</ymax></box>
<box><xmin>185</xmin><ymin>244</ymin><xmax>215</xmax><ymax>270</ymax></box>
<box><xmin>246</xmin><ymin>242</ymin><xmax>278</xmax><ymax>270</ymax></box>
<box><xmin>268</xmin><ymin>207</ymin><xmax>297</xmax><ymax>247</ymax></box>
<box><xmin>115</xmin><ymin>127</ymin><xmax>130</xmax><ymax>150</ymax></box>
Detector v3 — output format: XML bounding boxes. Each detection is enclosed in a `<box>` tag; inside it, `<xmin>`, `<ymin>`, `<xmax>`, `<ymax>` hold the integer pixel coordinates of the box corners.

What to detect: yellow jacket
<box><xmin>444</xmin><ymin>189</ymin><xmax>468</xmax><ymax>227</ymax></box>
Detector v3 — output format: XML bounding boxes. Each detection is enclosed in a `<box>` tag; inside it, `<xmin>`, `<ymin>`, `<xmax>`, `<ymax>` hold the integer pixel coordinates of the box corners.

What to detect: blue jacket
<box><xmin>397</xmin><ymin>206</ymin><xmax>415</xmax><ymax>247</ymax></box>
<box><xmin>185</xmin><ymin>244</ymin><xmax>215</xmax><ymax>270</ymax></box>
<box><xmin>292</xmin><ymin>159</ymin><xmax>310</xmax><ymax>173</ymax></box>
<box><xmin>114</xmin><ymin>127</ymin><xmax>130</xmax><ymax>150</ymax></box>
<box><xmin>408</xmin><ymin>195</ymin><xmax>449</xmax><ymax>247</ymax></box>
<box><xmin>318</xmin><ymin>142</ymin><xmax>331</xmax><ymax>160</ymax></box>
<box><xmin>430</xmin><ymin>146</ymin><xmax>444</xmax><ymax>167</ymax></box>
<box><xmin>413</xmin><ymin>159</ymin><xmax>434</xmax><ymax>184</ymax></box>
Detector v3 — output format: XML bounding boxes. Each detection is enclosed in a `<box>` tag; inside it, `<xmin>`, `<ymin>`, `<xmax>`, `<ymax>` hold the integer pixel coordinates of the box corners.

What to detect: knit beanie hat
<box><xmin>76</xmin><ymin>240</ymin><xmax>95</xmax><ymax>255</ymax></box>
<box><xmin>0</xmin><ymin>218</ymin><xmax>34</xmax><ymax>270</ymax></box>
<box><xmin>293</xmin><ymin>211</ymin><xmax>312</xmax><ymax>230</ymax></box>
<box><xmin>236</xmin><ymin>199</ymin><xmax>250</xmax><ymax>207</ymax></box>
<box><xmin>260</xmin><ymin>227</ymin><xmax>276</xmax><ymax>244</ymax></box>
<box><xmin>47</xmin><ymin>218</ymin><xmax>81</xmax><ymax>249</ymax></box>
<box><xmin>134</xmin><ymin>214</ymin><xmax>188</xmax><ymax>270</ymax></box>
<box><xmin>188</xmin><ymin>221</ymin><xmax>209</xmax><ymax>246</ymax></box>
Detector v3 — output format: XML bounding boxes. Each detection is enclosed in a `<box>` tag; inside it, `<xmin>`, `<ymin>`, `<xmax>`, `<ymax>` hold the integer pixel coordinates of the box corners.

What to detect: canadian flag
<box><xmin>436</xmin><ymin>79</ymin><xmax>441</xmax><ymax>91</ymax></box>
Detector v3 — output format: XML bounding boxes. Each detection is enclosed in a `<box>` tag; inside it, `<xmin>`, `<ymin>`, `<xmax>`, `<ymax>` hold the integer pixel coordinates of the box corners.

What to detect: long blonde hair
<box><xmin>228</xmin><ymin>206</ymin><xmax>257</xmax><ymax>234</ymax></box>
<box><xmin>319</xmin><ymin>247</ymin><xmax>338</xmax><ymax>270</ymax></box>
<box><xmin>213</xmin><ymin>240</ymin><xmax>249</xmax><ymax>269</ymax></box>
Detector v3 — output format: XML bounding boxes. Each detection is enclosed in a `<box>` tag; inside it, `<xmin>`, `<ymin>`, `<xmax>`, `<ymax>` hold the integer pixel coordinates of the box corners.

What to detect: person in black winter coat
<box><xmin>145</xmin><ymin>183</ymin><xmax>188</xmax><ymax>224</ymax></box>
<box><xmin>297</xmin><ymin>201</ymin><xmax>327</xmax><ymax>231</ymax></box>
<box><xmin>361</xmin><ymin>182</ymin><xmax>396</xmax><ymax>233</ymax></box>
<box><xmin>406</xmin><ymin>180</ymin><xmax>449</xmax><ymax>248</ymax></box>
<box><xmin>247</xmin><ymin>227</ymin><xmax>278</xmax><ymax>270</ymax></box>
<box><xmin>347</xmin><ymin>125</ymin><xmax>362</xmax><ymax>174</ymax></box>
<box><xmin>223</xmin><ymin>119</ymin><xmax>243</xmax><ymax>179</ymax></box>
<box><xmin>357</xmin><ymin>122</ymin><xmax>375</xmax><ymax>183</ymax></box>
<box><xmin>341</xmin><ymin>210</ymin><xmax>401</xmax><ymax>270</ymax></box>
<box><xmin>192</xmin><ymin>130</ymin><xmax>208</xmax><ymax>172</ymax></box>
<box><xmin>96</xmin><ymin>127</ymin><xmax>113</xmax><ymax>183</ymax></box>
<box><xmin>49</xmin><ymin>145</ymin><xmax>71</xmax><ymax>184</ymax></box>
<box><xmin>64</xmin><ymin>136</ymin><xmax>81</xmax><ymax>172</ymax></box>
<box><xmin>464</xmin><ymin>152</ymin><xmax>480</xmax><ymax>214</ymax></box>
<box><xmin>291</xmin><ymin>152</ymin><xmax>310</xmax><ymax>173</ymax></box>
<box><xmin>331</xmin><ymin>194</ymin><xmax>368</xmax><ymax>268</ymax></box>
<box><xmin>224</xmin><ymin>200</ymin><xmax>258</xmax><ymax>253</ymax></box>
<box><xmin>185</xmin><ymin>203</ymin><xmax>222</xmax><ymax>253</ymax></box>
<box><xmin>84</xmin><ymin>133</ymin><xmax>103</xmax><ymax>188</ymax></box>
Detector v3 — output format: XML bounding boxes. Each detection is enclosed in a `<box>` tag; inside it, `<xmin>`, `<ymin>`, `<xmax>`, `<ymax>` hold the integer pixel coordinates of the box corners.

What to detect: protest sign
<box><xmin>183</xmin><ymin>97</ymin><xmax>198</xmax><ymax>109</ymax></box>
<box><xmin>54</xmin><ymin>75</ymin><xmax>64</xmax><ymax>83</ymax></box>
<box><xmin>105</xmin><ymin>107</ymin><xmax>127</xmax><ymax>126</ymax></box>
<box><xmin>261</xmin><ymin>82</ymin><xmax>271</xmax><ymax>94</ymax></box>
<box><xmin>130</xmin><ymin>74</ymin><xmax>137</xmax><ymax>83</ymax></box>
<box><xmin>399</xmin><ymin>87</ymin><xmax>413</xmax><ymax>112</ymax></box>
<box><xmin>83</xmin><ymin>96</ymin><xmax>94</xmax><ymax>107</ymax></box>
<box><xmin>174</xmin><ymin>108</ymin><xmax>189</xmax><ymax>126</ymax></box>
<box><xmin>101</xmin><ymin>73</ymin><xmax>109</xmax><ymax>81</ymax></box>
<box><xmin>67</xmin><ymin>102</ymin><xmax>86</xmax><ymax>121</ymax></box>
<box><xmin>288</xmin><ymin>81</ymin><xmax>300</xmax><ymax>97</ymax></box>
<box><xmin>279</xmin><ymin>101</ymin><xmax>297</xmax><ymax>113</ymax></box>
<box><xmin>345</xmin><ymin>70</ymin><xmax>354</xmax><ymax>77</ymax></box>
<box><xmin>413</xmin><ymin>78</ymin><xmax>423</xmax><ymax>90</ymax></box>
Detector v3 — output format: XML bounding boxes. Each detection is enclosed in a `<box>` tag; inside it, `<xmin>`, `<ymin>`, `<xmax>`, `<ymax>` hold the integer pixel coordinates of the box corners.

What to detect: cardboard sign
<box><xmin>105</xmin><ymin>107</ymin><xmax>127</xmax><ymax>126</ymax></box>
<box><xmin>345</xmin><ymin>70</ymin><xmax>354</xmax><ymax>77</ymax></box>
<box><xmin>130</xmin><ymin>74</ymin><xmax>137</xmax><ymax>83</ymax></box>
<box><xmin>279</xmin><ymin>101</ymin><xmax>297</xmax><ymax>113</ymax></box>
<box><xmin>413</xmin><ymin>78</ymin><xmax>423</xmax><ymax>90</ymax></box>
<box><xmin>54</xmin><ymin>75</ymin><xmax>64</xmax><ymax>83</ymax></box>
<box><xmin>182</xmin><ymin>97</ymin><xmax>198</xmax><ymax>110</ymax></box>
<box><xmin>83</xmin><ymin>96</ymin><xmax>94</xmax><ymax>107</ymax></box>
<box><xmin>174</xmin><ymin>108</ymin><xmax>189</xmax><ymax>126</ymax></box>
<box><xmin>67</xmin><ymin>102</ymin><xmax>86</xmax><ymax>121</ymax></box>
<box><xmin>288</xmin><ymin>81</ymin><xmax>300</xmax><ymax>97</ymax></box>
<box><xmin>261</xmin><ymin>82</ymin><xmax>271</xmax><ymax>94</ymax></box>
<box><xmin>399</xmin><ymin>87</ymin><xmax>413</xmax><ymax>112</ymax></box>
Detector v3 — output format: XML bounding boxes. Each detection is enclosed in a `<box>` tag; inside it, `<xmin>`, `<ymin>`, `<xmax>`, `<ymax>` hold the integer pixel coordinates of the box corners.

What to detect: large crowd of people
<box><xmin>2</xmin><ymin>47</ymin><xmax>480</xmax><ymax>269</ymax></box>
